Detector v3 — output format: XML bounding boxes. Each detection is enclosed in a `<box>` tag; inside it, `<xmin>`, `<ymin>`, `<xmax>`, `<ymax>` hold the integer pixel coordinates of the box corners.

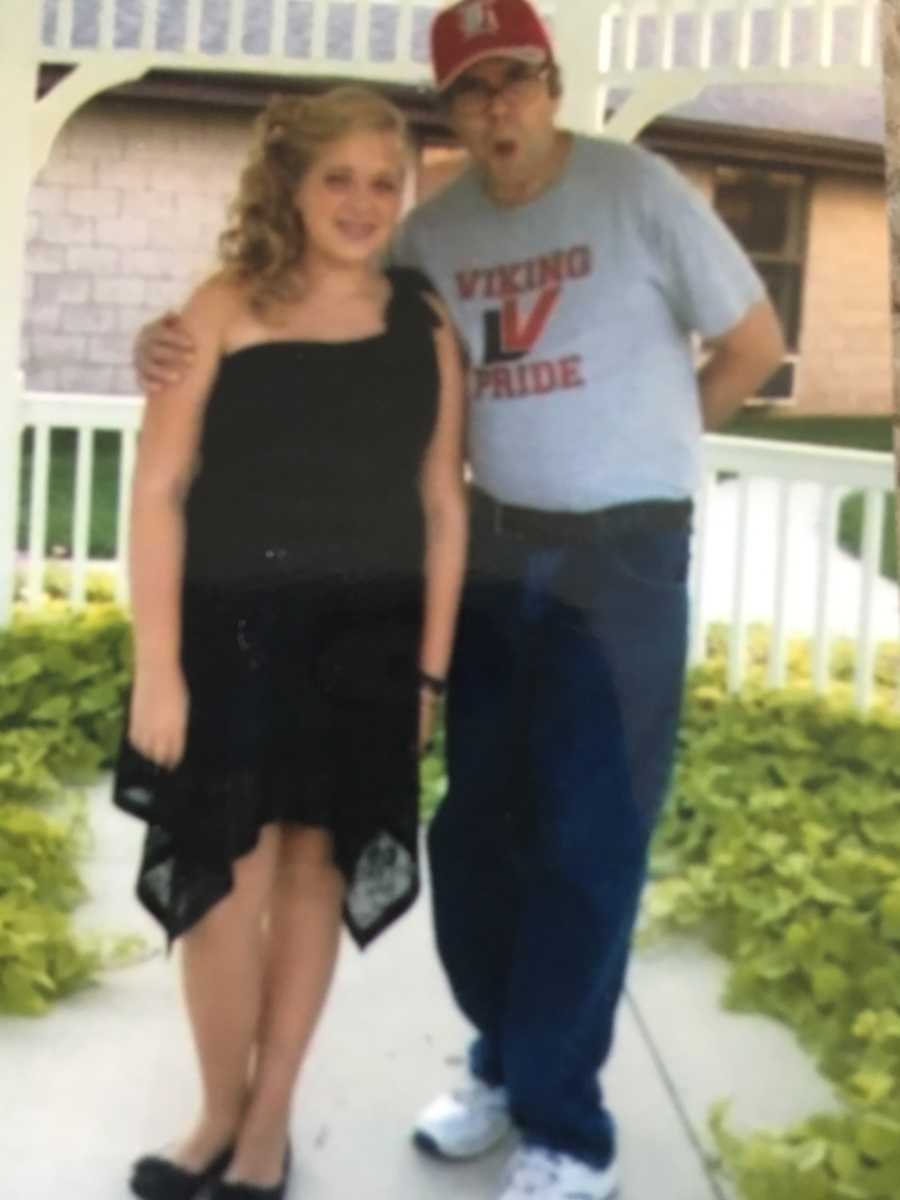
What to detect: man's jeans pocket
<box><xmin>609</xmin><ymin>527</ymin><xmax>690</xmax><ymax>592</ymax></box>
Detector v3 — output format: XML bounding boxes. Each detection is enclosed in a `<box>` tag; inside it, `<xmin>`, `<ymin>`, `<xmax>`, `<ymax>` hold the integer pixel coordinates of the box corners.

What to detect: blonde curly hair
<box><xmin>219</xmin><ymin>87</ymin><xmax>411</xmax><ymax>313</ymax></box>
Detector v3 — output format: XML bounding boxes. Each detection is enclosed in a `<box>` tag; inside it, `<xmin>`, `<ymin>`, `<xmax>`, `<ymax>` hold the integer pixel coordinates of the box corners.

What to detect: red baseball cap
<box><xmin>431</xmin><ymin>0</ymin><xmax>555</xmax><ymax>92</ymax></box>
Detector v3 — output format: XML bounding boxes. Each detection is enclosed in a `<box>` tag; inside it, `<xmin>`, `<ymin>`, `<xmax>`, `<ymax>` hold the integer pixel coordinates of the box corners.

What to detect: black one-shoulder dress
<box><xmin>113</xmin><ymin>268</ymin><xmax>441</xmax><ymax>948</ymax></box>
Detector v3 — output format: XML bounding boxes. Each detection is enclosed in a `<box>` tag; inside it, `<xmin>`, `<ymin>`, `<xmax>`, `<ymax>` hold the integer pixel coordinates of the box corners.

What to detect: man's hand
<box><xmin>699</xmin><ymin>299</ymin><xmax>786</xmax><ymax>430</ymax></box>
<box><xmin>134</xmin><ymin>311</ymin><xmax>197</xmax><ymax>393</ymax></box>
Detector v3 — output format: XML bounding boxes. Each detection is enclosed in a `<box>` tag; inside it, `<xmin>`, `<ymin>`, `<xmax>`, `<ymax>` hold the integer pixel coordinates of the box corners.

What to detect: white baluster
<box><xmin>99</xmin><ymin>0</ymin><xmax>116</xmax><ymax>50</ymax></box>
<box><xmin>597</xmin><ymin>6</ymin><xmax>617</xmax><ymax>74</ymax></box>
<box><xmin>855</xmin><ymin>0</ymin><xmax>877</xmax><ymax>69</ymax></box>
<box><xmin>728</xmin><ymin>475</ymin><xmax>751</xmax><ymax>693</ymax></box>
<box><xmin>659</xmin><ymin>0</ymin><xmax>678</xmax><ymax>69</ymax></box>
<box><xmin>227</xmin><ymin>0</ymin><xmax>244</xmax><ymax>56</ymax></box>
<box><xmin>855</xmin><ymin>487</ymin><xmax>885</xmax><ymax>710</ymax></box>
<box><xmin>352</xmin><ymin>0</ymin><xmax>372</xmax><ymax>61</ymax></box>
<box><xmin>774</xmin><ymin>0</ymin><xmax>794</xmax><ymax>68</ymax></box>
<box><xmin>768</xmin><ymin>479</ymin><xmax>792</xmax><ymax>688</ymax></box>
<box><xmin>26</xmin><ymin>424</ymin><xmax>51</xmax><ymax>608</ymax></box>
<box><xmin>623</xmin><ymin>5</ymin><xmax>642</xmax><ymax>71</ymax></box>
<box><xmin>812</xmin><ymin>483</ymin><xmax>836</xmax><ymax>693</ymax></box>
<box><xmin>70</xmin><ymin>427</ymin><xmax>95</xmax><ymax>607</ymax></box>
<box><xmin>186</xmin><ymin>0</ymin><xmax>204</xmax><ymax>54</ymax></box>
<box><xmin>140</xmin><ymin>0</ymin><xmax>160</xmax><ymax>51</ymax></box>
<box><xmin>116</xmin><ymin>429</ymin><xmax>138</xmax><ymax>606</ymax></box>
<box><xmin>58</xmin><ymin>0</ymin><xmax>75</xmax><ymax>49</ymax></box>
<box><xmin>694</xmin><ymin>0</ymin><xmax>717</xmax><ymax>70</ymax></box>
<box><xmin>271</xmin><ymin>0</ymin><xmax>290</xmax><ymax>58</ymax></box>
<box><xmin>688</xmin><ymin>470</ymin><xmax>714</xmax><ymax>666</ymax></box>
<box><xmin>735</xmin><ymin>0</ymin><xmax>755</xmax><ymax>69</ymax></box>
<box><xmin>813</xmin><ymin>0</ymin><xmax>835</xmax><ymax>68</ymax></box>
<box><xmin>396</xmin><ymin>0</ymin><xmax>416</xmax><ymax>64</ymax></box>
<box><xmin>310</xmin><ymin>0</ymin><xmax>329</xmax><ymax>61</ymax></box>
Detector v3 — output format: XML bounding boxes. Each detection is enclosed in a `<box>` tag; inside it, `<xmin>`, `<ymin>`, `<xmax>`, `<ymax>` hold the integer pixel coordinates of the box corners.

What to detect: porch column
<box><xmin>553</xmin><ymin>2</ymin><xmax>612</xmax><ymax>135</ymax></box>
<box><xmin>883</xmin><ymin>0</ymin><xmax>900</xmax><ymax>638</ymax></box>
<box><xmin>0</xmin><ymin>5</ymin><xmax>40</xmax><ymax>625</ymax></box>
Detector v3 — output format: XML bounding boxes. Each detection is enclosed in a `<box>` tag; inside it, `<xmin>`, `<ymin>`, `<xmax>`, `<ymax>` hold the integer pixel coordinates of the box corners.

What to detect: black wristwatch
<box><xmin>418</xmin><ymin>669</ymin><xmax>447</xmax><ymax>697</ymax></box>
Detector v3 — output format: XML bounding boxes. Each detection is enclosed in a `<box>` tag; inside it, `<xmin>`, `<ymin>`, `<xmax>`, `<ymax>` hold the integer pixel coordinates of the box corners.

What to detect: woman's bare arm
<box><xmin>417</xmin><ymin>295</ymin><xmax>469</xmax><ymax>746</ymax></box>
<box><xmin>128</xmin><ymin>278</ymin><xmax>235</xmax><ymax>766</ymax></box>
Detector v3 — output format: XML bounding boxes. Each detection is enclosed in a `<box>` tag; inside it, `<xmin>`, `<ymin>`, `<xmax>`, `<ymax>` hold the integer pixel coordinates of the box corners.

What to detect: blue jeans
<box><xmin>428</xmin><ymin>500</ymin><xmax>690</xmax><ymax>1168</ymax></box>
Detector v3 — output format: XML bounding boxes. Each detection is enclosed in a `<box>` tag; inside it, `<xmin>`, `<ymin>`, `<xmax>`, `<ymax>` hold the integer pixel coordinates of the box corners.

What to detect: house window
<box><xmin>713</xmin><ymin>167</ymin><xmax>808</xmax><ymax>402</ymax></box>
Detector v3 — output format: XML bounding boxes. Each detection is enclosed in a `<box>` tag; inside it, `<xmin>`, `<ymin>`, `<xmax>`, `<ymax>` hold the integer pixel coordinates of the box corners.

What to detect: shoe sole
<box><xmin>412</xmin><ymin>1127</ymin><xmax>512</xmax><ymax>1161</ymax></box>
<box><xmin>413</xmin><ymin>1130</ymin><xmax>457</xmax><ymax>1160</ymax></box>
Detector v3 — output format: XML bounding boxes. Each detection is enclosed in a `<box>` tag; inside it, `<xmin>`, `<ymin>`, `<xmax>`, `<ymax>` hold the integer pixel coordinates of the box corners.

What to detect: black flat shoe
<box><xmin>210</xmin><ymin>1145</ymin><xmax>292</xmax><ymax>1200</ymax></box>
<box><xmin>130</xmin><ymin>1143</ymin><xmax>234</xmax><ymax>1200</ymax></box>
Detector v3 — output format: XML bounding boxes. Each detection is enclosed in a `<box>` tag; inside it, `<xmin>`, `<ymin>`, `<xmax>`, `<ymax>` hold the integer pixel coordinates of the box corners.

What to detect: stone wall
<box><xmin>799</xmin><ymin>173</ymin><xmax>894</xmax><ymax>415</ymax></box>
<box><xmin>24</xmin><ymin>98</ymin><xmax>254</xmax><ymax>394</ymax></box>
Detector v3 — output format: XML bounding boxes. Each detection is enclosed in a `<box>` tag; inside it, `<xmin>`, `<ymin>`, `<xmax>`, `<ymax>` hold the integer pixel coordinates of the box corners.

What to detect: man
<box><xmin>136</xmin><ymin>2</ymin><xmax>784</xmax><ymax>1196</ymax></box>
<box><xmin>396</xmin><ymin>3</ymin><xmax>782</xmax><ymax>1198</ymax></box>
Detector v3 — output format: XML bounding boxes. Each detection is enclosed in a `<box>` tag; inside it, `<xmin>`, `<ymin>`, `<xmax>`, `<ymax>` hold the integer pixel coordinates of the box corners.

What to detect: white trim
<box><xmin>0</xmin><ymin>6</ymin><xmax>39</xmax><ymax>625</ymax></box>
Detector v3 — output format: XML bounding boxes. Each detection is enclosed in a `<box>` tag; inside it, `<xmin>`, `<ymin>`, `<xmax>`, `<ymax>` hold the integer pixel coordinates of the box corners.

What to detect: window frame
<box><xmin>712</xmin><ymin>164</ymin><xmax>811</xmax><ymax>405</ymax></box>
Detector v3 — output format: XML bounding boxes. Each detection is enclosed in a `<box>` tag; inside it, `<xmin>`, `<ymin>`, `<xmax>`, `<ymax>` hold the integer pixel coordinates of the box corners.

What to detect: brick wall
<box><xmin>24</xmin><ymin>99</ymin><xmax>254</xmax><ymax>394</ymax></box>
<box><xmin>798</xmin><ymin>173</ymin><xmax>894</xmax><ymax>415</ymax></box>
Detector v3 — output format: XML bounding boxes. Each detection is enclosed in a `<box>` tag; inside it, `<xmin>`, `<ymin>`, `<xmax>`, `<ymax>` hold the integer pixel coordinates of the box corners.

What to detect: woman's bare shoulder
<box><xmin>169</xmin><ymin>273</ymin><xmax>258</xmax><ymax>359</ymax></box>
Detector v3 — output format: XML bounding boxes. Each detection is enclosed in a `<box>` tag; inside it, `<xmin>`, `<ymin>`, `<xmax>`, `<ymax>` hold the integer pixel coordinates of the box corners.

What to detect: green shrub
<box><xmin>13</xmin><ymin>564</ymin><xmax>120</xmax><ymax>606</ymax></box>
<box><xmin>838</xmin><ymin>492</ymin><xmax>898</xmax><ymax>583</ymax></box>
<box><xmin>647</xmin><ymin>685</ymin><xmax>900</xmax><ymax>1200</ymax></box>
<box><xmin>700</xmin><ymin>622</ymin><xmax>900</xmax><ymax>717</ymax></box>
<box><xmin>1</xmin><ymin>605</ymin><xmax>133</xmax><ymax>778</ymax></box>
<box><xmin>0</xmin><ymin>605</ymin><xmax>133</xmax><ymax>1014</ymax></box>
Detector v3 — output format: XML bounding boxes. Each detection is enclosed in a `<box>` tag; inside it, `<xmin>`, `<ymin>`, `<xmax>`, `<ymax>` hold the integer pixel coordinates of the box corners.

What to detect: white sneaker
<box><xmin>497</xmin><ymin>1146</ymin><xmax>620</xmax><ymax>1200</ymax></box>
<box><xmin>413</xmin><ymin>1078</ymin><xmax>513</xmax><ymax>1159</ymax></box>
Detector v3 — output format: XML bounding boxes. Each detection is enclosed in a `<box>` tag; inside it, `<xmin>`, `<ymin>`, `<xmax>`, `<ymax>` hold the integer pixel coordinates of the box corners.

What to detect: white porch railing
<box><xmin>36</xmin><ymin>0</ymin><xmax>883</xmax><ymax>142</ymax></box>
<box><xmin>15</xmin><ymin>392</ymin><xmax>898</xmax><ymax>710</ymax></box>
<box><xmin>691</xmin><ymin>435</ymin><xmax>897</xmax><ymax>710</ymax></box>
<box><xmin>19</xmin><ymin>391</ymin><xmax>141</xmax><ymax>608</ymax></box>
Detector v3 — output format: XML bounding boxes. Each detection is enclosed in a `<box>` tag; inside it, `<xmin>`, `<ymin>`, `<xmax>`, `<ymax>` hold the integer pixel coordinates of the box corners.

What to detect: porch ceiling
<box><xmin>36</xmin><ymin>1</ymin><xmax>885</xmax><ymax>147</ymax></box>
<box><xmin>40</xmin><ymin>2</ymin><xmax>883</xmax><ymax>88</ymax></box>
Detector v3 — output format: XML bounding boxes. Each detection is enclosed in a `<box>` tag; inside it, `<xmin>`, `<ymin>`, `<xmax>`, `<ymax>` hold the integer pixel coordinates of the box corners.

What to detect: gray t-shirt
<box><xmin>393</xmin><ymin>134</ymin><xmax>765</xmax><ymax>511</ymax></box>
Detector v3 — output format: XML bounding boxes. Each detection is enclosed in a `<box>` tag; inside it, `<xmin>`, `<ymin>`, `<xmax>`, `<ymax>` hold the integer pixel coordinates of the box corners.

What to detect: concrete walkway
<box><xmin>0</xmin><ymin>783</ymin><xmax>840</xmax><ymax>1200</ymax></box>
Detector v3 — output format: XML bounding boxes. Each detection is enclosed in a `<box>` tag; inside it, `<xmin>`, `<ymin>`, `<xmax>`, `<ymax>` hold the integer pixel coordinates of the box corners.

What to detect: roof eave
<box><xmin>638</xmin><ymin>114</ymin><xmax>886</xmax><ymax>177</ymax></box>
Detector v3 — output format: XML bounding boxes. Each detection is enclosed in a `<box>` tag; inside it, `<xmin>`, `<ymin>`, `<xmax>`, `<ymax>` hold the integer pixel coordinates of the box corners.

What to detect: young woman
<box><xmin>114</xmin><ymin>87</ymin><xmax>467</xmax><ymax>1200</ymax></box>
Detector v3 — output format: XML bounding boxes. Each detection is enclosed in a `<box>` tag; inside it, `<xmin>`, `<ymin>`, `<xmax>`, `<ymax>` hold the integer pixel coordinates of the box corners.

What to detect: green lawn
<box><xmin>838</xmin><ymin>491</ymin><xmax>899</xmax><ymax>581</ymax></box>
<box><xmin>723</xmin><ymin>412</ymin><xmax>894</xmax><ymax>453</ymax></box>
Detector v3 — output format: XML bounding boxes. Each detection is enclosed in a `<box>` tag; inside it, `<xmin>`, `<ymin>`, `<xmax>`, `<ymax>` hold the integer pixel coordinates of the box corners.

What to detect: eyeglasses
<box><xmin>445</xmin><ymin>65</ymin><xmax>550</xmax><ymax>118</ymax></box>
